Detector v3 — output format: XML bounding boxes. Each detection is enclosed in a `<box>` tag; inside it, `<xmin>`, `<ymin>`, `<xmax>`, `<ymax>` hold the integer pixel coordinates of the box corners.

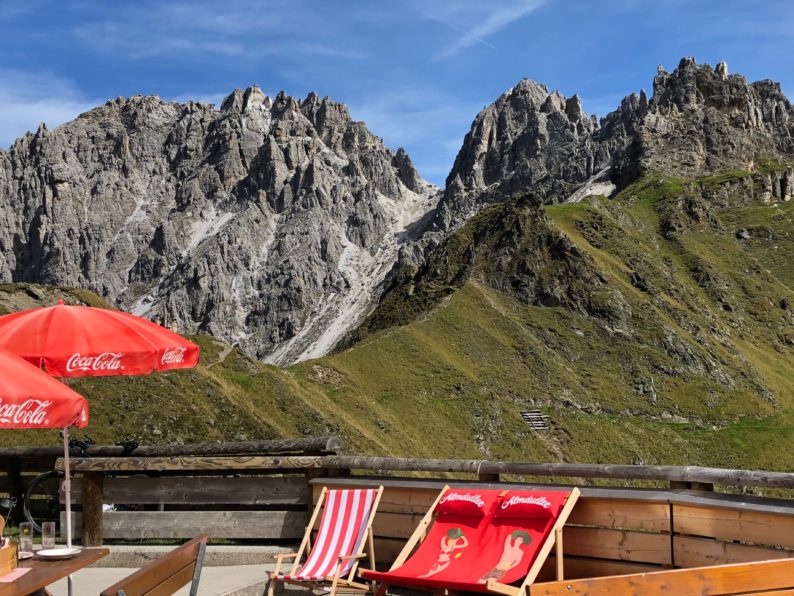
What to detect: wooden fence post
<box><xmin>82</xmin><ymin>472</ymin><xmax>104</xmax><ymax>546</ymax></box>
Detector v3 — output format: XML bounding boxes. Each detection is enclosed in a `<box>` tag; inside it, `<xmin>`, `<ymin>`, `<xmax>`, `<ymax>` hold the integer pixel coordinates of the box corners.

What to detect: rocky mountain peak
<box><xmin>433</xmin><ymin>57</ymin><xmax>794</xmax><ymax>233</ymax></box>
<box><xmin>434</xmin><ymin>77</ymin><xmax>600</xmax><ymax>230</ymax></box>
<box><xmin>0</xmin><ymin>88</ymin><xmax>437</xmax><ymax>364</ymax></box>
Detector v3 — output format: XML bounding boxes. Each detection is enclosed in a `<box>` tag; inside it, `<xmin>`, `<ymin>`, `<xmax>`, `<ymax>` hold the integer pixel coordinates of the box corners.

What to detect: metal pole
<box><xmin>63</xmin><ymin>426</ymin><xmax>73</xmax><ymax>596</ymax></box>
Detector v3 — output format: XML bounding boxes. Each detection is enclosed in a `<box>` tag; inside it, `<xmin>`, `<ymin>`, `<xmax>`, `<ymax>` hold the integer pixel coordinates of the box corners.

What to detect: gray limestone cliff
<box><xmin>433</xmin><ymin>57</ymin><xmax>794</xmax><ymax>231</ymax></box>
<box><xmin>2</xmin><ymin>58</ymin><xmax>792</xmax><ymax>366</ymax></box>
<box><xmin>0</xmin><ymin>87</ymin><xmax>437</xmax><ymax>363</ymax></box>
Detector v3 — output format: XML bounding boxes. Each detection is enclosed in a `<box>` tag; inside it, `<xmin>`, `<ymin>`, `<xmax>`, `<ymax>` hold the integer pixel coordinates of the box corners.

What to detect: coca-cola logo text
<box><xmin>0</xmin><ymin>399</ymin><xmax>51</xmax><ymax>425</ymax></box>
<box><xmin>66</xmin><ymin>352</ymin><xmax>124</xmax><ymax>373</ymax></box>
<box><xmin>161</xmin><ymin>347</ymin><xmax>187</xmax><ymax>365</ymax></box>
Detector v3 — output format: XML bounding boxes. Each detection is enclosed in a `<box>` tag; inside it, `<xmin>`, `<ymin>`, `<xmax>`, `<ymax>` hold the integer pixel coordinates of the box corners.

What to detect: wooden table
<box><xmin>0</xmin><ymin>548</ymin><xmax>109</xmax><ymax>596</ymax></box>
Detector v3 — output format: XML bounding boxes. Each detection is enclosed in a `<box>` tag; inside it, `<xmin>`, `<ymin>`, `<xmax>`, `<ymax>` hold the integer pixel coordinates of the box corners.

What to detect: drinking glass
<box><xmin>42</xmin><ymin>522</ymin><xmax>56</xmax><ymax>549</ymax></box>
<box><xmin>18</xmin><ymin>522</ymin><xmax>33</xmax><ymax>555</ymax></box>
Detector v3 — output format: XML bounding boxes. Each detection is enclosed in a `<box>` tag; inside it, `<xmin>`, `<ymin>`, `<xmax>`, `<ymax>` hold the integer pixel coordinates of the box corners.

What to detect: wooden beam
<box><xmin>0</xmin><ymin>436</ymin><xmax>342</xmax><ymax>459</ymax></box>
<box><xmin>65</xmin><ymin>475</ymin><xmax>308</xmax><ymax>506</ymax></box>
<box><xmin>56</xmin><ymin>455</ymin><xmax>323</xmax><ymax>472</ymax></box>
<box><xmin>555</xmin><ymin>528</ymin><xmax>563</xmax><ymax>581</ymax></box>
<box><xmin>528</xmin><ymin>557</ymin><xmax>794</xmax><ymax>595</ymax></box>
<box><xmin>319</xmin><ymin>457</ymin><xmax>794</xmax><ymax>489</ymax></box>
<box><xmin>81</xmin><ymin>473</ymin><xmax>104</xmax><ymax>547</ymax></box>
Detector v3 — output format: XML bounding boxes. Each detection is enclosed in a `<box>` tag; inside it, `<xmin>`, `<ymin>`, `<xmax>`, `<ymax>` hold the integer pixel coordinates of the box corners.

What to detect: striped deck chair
<box><xmin>267</xmin><ymin>486</ymin><xmax>384</xmax><ymax>596</ymax></box>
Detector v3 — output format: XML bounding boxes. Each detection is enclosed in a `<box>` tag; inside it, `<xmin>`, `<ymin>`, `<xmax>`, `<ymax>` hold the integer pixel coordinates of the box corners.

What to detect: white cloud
<box><xmin>0</xmin><ymin>70</ymin><xmax>100</xmax><ymax>148</ymax></box>
<box><xmin>423</xmin><ymin>0</ymin><xmax>547</xmax><ymax>60</ymax></box>
<box><xmin>71</xmin><ymin>1</ymin><xmax>366</xmax><ymax>62</ymax></box>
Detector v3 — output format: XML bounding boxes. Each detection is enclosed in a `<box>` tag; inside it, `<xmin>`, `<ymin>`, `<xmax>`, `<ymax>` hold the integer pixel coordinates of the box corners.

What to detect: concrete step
<box><xmin>93</xmin><ymin>544</ymin><xmax>297</xmax><ymax>568</ymax></box>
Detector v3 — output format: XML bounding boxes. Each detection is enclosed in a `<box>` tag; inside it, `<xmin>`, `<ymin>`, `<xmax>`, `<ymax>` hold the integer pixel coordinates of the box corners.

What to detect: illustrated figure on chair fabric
<box><xmin>418</xmin><ymin>527</ymin><xmax>469</xmax><ymax>578</ymax></box>
<box><xmin>478</xmin><ymin>530</ymin><xmax>532</xmax><ymax>582</ymax></box>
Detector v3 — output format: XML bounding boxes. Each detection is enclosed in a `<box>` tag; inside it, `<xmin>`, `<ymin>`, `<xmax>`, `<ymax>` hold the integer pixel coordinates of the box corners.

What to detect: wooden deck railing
<box><xmin>4</xmin><ymin>440</ymin><xmax>794</xmax><ymax>559</ymax></box>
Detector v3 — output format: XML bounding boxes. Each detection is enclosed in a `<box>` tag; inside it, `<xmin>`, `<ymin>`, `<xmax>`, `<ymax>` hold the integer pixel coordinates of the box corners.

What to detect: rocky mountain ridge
<box><xmin>433</xmin><ymin>57</ymin><xmax>794</xmax><ymax>231</ymax></box>
<box><xmin>1</xmin><ymin>58</ymin><xmax>792</xmax><ymax>364</ymax></box>
<box><xmin>0</xmin><ymin>86</ymin><xmax>436</xmax><ymax>363</ymax></box>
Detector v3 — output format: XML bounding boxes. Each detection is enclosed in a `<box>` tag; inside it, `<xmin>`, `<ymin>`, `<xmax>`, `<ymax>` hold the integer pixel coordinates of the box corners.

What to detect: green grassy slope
<box><xmin>3</xmin><ymin>169</ymin><xmax>794</xmax><ymax>475</ymax></box>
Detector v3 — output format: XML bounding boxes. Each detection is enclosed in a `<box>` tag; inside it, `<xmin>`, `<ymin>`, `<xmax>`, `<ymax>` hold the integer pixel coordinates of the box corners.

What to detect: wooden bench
<box><xmin>529</xmin><ymin>557</ymin><xmax>794</xmax><ymax>595</ymax></box>
<box><xmin>100</xmin><ymin>534</ymin><xmax>207</xmax><ymax>596</ymax></box>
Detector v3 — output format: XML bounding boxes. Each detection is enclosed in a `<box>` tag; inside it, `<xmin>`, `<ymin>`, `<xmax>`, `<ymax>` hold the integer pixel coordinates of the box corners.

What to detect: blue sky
<box><xmin>1</xmin><ymin>0</ymin><xmax>792</xmax><ymax>186</ymax></box>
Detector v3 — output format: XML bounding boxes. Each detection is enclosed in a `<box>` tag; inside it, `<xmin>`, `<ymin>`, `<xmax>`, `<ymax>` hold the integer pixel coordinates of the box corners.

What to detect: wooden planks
<box><xmin>312</xmin><ymin>483</ymin><xmax>439</xmax><ymax>514</ymax></box>
<box><xmin>312</xmin><ymin>477</ymin><xmax>794</xmax><ymax>517</ymax></box>
<box><xmin>568</xmin><ymin>498</ymin><xmax>670</xmax><ymax>532</ymax></box>
<box><xmin>674</xmin><ymin>535</ymin><xmax>793</xmax><ymax>568</ymax></box>
<box><xmin>536</xmin><ymin>556</ymin><xmax>664</xmax><ymax>583</ymax></box>
<box><xmin>64</xmin><ymin>510</ymin><xmax>307</xmax><ymax>540</ymax></box>
<box><xmin>673</xmin><ymin>503</ymin><xmax>794</xmax><ymax>549</ymax></box>
<box><xmin>529</xmin><ymin>558</ymin><xmax>794</xmax><ymax>596</ymax></box>
<box><xmin>563</xmin><ymin>527</ymin><xmax>672</xmax><ymax>565</ymax></box>
<box><xmin>66</xmin><ymin>475</ymin><xmax>308</xmax><ymax>505</ymax></box>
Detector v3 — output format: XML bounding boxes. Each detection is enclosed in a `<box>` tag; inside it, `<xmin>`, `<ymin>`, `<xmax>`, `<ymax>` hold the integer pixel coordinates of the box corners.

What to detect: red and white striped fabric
<box><xmin>281</xmin><ymin>489</ymin><xmax>378</xmax><ymax>581</ymax></box>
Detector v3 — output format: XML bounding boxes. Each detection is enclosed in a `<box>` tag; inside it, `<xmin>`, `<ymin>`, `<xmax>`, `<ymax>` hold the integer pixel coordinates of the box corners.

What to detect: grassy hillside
<box><xmin>3</xmin><ymin>168</ymin><xmax>794</xmax><ymax>476</ymax></box>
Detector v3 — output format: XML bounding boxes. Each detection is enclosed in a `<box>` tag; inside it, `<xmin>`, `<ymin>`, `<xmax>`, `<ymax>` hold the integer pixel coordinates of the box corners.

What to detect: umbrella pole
<box><xmin>63</xmin><ymin>426</ymin><xmax>72</xmax><ymax>548</ymax></box>
<box><xmin>63</xmin><ymin>426</ymin><xmax>74</xmax><ymax>596</ymax></box>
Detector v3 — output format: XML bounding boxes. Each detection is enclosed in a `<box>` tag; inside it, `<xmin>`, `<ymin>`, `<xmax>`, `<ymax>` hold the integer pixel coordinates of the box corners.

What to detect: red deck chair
<box><xmin>267</xmin><ymin>486</ymin><xmax>383</xmax><ymax>596</ymax></box>
<box><xmin>363</xmin><ymin>486</ymin><xmax>580</xmax><ymax>596</ymax></box>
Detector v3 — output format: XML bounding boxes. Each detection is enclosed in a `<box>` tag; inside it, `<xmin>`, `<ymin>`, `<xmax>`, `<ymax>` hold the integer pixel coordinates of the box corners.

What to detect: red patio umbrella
<box><xmin>0</xmin><ymin>299</ymin><xmax>199</xmax><ymax>377</ymax></box>
<box><xmin>0</xmin><ymin>301</ymin><xmax>197</xmax><ymax>596</ymax></box>
<box><xmin>0</xmin><ymin>349</ymin><xmax>88</xmax><ymax>552</ymax></box>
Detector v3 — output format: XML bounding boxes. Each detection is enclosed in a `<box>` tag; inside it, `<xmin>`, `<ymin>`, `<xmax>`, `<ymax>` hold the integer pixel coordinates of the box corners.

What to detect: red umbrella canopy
<box><xmin>0</xmin><ymin>349</ymin><xmax>88</xmax><ymax>429</ymax></box>
<box><xmin>0</xmin><ymin>300</ymin><xmax>199</xmax><ymax>377</ymax></box>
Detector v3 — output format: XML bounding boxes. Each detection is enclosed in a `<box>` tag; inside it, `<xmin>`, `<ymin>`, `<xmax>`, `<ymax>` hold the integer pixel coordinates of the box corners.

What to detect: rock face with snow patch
<box><xmin>433</xmin><ymin>58</ymin><xmax>794</xmax><ymax>231</ymax></box>
<box><xmin>0</xmin><ymin>87</ymin><xmax>436</xmax><ymax>363</ymax></box>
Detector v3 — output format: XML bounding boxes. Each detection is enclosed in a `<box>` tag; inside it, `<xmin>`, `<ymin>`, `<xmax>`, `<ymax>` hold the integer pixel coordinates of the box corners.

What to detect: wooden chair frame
<box><xmin>267</xmin><ymin>486</ymin><xmax>384</xmax><ymax>596</ymax></box>
<box><xmin>101</xmin><ymin>534</ymin><xmax>207</xmax><ymax>596</ymax></box>
<box><xmin>372</xmin><ymin>487</ymin><xmax>581</xmax><ymax>596</ymax></box>
<box><xmin>528</xmin><ymin>556</ymin><xmax>794</xmax><ymax>595</ymax></box>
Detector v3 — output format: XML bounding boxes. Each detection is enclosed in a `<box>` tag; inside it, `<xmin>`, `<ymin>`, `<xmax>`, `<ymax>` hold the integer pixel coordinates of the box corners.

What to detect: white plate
<box><xmin>17</xmin><ymin>551</ymin><xmax>34</xmax><ymax>560</ymax></box>
<box><xmin>36</xmin><ymin>547</ymin><xmax>82</xmax><ymax>560</ymax></box>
